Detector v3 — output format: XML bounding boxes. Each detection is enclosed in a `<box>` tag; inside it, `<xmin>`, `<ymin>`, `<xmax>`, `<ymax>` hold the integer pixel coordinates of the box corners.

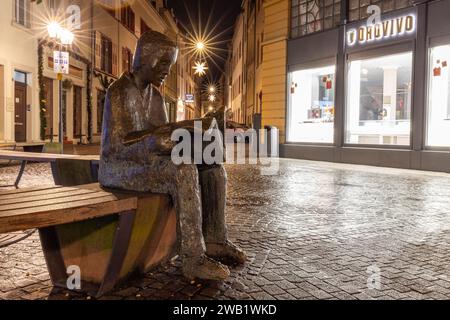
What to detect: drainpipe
<box><xmin>90</xmin><ymin>0</ymin><xmax>95</xmax><ymax>143</ymax></box>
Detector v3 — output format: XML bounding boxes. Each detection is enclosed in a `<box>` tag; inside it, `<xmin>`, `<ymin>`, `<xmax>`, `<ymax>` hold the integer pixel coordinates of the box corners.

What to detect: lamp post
<box><xmin>47</xmin><ymin>22</ymin><xmax>74</xmax><ymax>153</ymax></box>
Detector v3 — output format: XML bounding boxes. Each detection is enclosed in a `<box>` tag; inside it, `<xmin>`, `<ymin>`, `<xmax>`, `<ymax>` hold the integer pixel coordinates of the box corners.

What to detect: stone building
<box><xmin>229</xmin><ymin>0</ymin><xmax>450</xmax><ymax>173</ymax></box>
<box><xmin>0</xmin><ymin>0</ymin><xmax>198</xmax><ymax>145</ymax></box>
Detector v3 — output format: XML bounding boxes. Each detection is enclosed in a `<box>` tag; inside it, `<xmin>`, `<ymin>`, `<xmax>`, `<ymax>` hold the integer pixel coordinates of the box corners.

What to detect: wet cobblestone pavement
<box><xmin>2</xmin><ymin>159</ymin><xmax>450</xmax><ymax>300</ymax></box>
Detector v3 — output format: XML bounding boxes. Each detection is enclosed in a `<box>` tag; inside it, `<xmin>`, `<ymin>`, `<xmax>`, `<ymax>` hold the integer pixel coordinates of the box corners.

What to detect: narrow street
<box><xmin>2</xmin><ymin>159</ymin><xmax>450</xmax><ymax>300</ymax></box>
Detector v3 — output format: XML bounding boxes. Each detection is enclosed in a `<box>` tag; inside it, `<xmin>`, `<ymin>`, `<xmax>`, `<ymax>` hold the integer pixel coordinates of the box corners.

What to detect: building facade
<box><xmin>230</xmin><ymin>13</ymin><xmax>244</xmax><ymax>124</ymax></box>
<box><xmin>230</xmin><ymin>0</ymin><xmax>450</xmax><ymax>173</ymax></box>
<box><xmin>0</xmin><ymin>0</ymin><xmax>198</xmax><ymax>145</ymax></box>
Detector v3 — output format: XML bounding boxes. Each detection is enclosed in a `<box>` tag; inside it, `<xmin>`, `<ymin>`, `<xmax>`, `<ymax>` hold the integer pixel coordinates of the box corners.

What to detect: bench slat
<box><xmin>0</xmin><ymin>185</ymin><xmax>64</xmax><ymax>196</ymax></box>
<box><xmin>0</xmin><ymin>150</ymin><xmax>100</xmax><ymax>163</ymax></box>
<box><xmin>0</xmin><ymin>196</ymin><xmax>138</xmax><ymax>234</ymax></box>
<box><xmin>0</xmin><ymin>188</ymin><xmax>103</xmax><ymax>205</ymax></box>
<box><xmin>0</xmin><ymin>191</ymin><xmax>116</xmax><ymax>212</ymax></box>
<box><xmin>0</xmin><ymin>187</ymin><xmax>78</xmax><ymax>200</ymax></box>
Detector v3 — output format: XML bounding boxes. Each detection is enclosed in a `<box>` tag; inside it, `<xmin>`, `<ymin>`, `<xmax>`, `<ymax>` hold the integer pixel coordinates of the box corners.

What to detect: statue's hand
<box><xmin>143</xmin><ymin>134</ymin><xmax>177</xmax><ymax>156</ymax></box>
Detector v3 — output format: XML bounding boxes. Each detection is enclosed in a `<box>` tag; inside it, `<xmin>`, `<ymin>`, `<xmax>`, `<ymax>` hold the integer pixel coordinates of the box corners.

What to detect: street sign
<box><xmin>54</xmin><ymin>51</ymin><xmax>70</xmax><ymax>74</ymax></box>
<box><xmin>185</xmin><ymin>93</ymin><xmax>194</xmax><ymax>103</ymax></box>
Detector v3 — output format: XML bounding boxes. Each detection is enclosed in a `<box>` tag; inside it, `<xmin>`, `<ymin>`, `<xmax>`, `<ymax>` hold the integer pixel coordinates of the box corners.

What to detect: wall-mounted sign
<box><xmin>54</xmin><ymin>51</ymin><xmax>70</xmax><ymax>74</ymax></box>
<box><xmin>185</xmin><ymin>94</ymin><xmax>194</xmax><ymax>103</ymax></box>
<box><xmin>347</xmin><ymin>14</ymin><xmax>416</xmax><ymax>47</ymax></box>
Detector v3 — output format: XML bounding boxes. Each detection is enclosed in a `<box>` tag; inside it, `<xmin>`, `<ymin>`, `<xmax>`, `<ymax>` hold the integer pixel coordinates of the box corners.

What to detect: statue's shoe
<box><xmin>206</xmin><ymin>241</ymin><xmax>247</xmax><ymax>265</ymax></box>
<box><xmin>182</xmin><ymin>255</ymin><xmax>230</xmax><ymax>281</ymax></box>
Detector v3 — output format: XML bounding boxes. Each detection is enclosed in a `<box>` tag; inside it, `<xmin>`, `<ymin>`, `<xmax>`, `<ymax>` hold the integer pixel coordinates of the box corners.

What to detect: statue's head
<box><xmin>132</xmin><ymin>31</ymin><xmax>178</xmax><ymax>87</ymax></box>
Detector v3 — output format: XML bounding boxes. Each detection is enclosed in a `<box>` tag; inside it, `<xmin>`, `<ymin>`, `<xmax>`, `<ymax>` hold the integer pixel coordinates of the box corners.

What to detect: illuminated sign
<box><xmin>347</xmin><ymin>14</ymin><xmax>416</xmax><ymax>47</ymax></box>
<box><xmin>185</xmin><ymin>94</ymin><xmax>194</xmax><ymax>103</ymax></box>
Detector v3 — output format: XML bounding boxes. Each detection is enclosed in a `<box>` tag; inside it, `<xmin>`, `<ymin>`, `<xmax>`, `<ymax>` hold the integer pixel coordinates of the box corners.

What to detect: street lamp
<box><xmin>47</xmin><ymin>22</ymin><xmax>74</xmax><ymax>153</ymax></box>
<box><xmin>196</xmin><ymin>41</ymin><xmax>205</xmax><ymax>52</ymax></box>
<box><xmin>209</xmin><ymin>85</ymin><xmax>216</xmax><ymax>94</ymax></box>
<box><xmin>193</xmin><ymin>61</ymin><xmax>208</xmax><ymax>77</ymax></box>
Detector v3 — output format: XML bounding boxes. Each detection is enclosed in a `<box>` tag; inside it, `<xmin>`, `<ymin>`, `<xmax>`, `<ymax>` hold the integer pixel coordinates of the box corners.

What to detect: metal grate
<box><xmin>348</xmin><ymin>0</ymin><xmax>413</xmax><ymax>22</ymax></box>
<box><xmin>291</xmin><ymin>0</ymin><xmax>342</xmax><ymax>38</ymax></box>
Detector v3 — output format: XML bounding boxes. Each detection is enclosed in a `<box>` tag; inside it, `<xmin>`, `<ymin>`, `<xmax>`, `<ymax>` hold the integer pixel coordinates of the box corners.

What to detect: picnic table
<box><xmin>0</xmin><ymin>184</ymin><xmax>177</xmax><ymax>297</ymax></box>
<box><xmin>0</xmin><ymin>150</ymin><xmax>100</xmax><ymax>188</ymax></box>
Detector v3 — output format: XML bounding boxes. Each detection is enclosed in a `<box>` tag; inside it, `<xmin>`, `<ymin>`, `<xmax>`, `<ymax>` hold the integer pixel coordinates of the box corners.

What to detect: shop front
<box><xmin>284</xmin><ymin>0</ymin><xmax>450</xmax><ymax>173</ymax></box>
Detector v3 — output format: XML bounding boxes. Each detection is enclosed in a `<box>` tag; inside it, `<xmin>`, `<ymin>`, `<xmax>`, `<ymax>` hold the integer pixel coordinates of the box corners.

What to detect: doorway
<box><xmin>43</xmin><ymin>77</ymin><xmax>54</xmax><ymax>139</ymax></box>
<box><xmin>73</xmin><ymin>85</ymin><xmax>82</xmax><ymax>139</ymax></box>
<box><xmin>14</xmin><ymin>78</ymin><xmax>27</xmax><ymax>142</ymax></box>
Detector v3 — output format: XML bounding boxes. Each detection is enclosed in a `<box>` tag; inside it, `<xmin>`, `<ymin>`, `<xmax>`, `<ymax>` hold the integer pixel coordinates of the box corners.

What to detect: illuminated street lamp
<box><xmin>209</xmin><ymin>85</ymin><xmax>216</xmax><ymax>94</ymax></box>
<box><xmin>209</xmin><ymin>94</ymin><xmax>216</xmax><ymax>102</ymax></box>
<box><xmin>47</xmin><ymin>21</ymin><xmax>61</xmax><ymax>38</ymax></box>
<box><xmin>193</xmin><ymin>61</ymin><xmax>208</xmax><ymax>77</ymax></box>
<box><xmin>196</xmin><ymin>41</ymin><xmax>205</xmax><ymax>52</ymax></box>
<box><xmin>47</xmin><ymin>21</ymin><xmax>74</xmax><ymax>152</ymax></box>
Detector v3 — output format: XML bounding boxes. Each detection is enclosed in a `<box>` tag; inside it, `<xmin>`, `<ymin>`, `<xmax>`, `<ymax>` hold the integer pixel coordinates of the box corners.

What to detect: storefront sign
<box><xmin>185</xmin><ymin>94</ymin><xmax>194</xmax><ymax>103</ymax></box>
<box><xmin>54</xmin><ymin>51</ymin><xmax>70</xmax><ymax>74</ymax></box>
<box><xmin>347</xmin><ymin>14</ymin><xmax>416</xmax><ymax>47</ymax></box>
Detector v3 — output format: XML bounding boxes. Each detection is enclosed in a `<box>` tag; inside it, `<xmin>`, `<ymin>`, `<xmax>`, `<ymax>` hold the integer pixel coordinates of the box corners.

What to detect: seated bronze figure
<box><xmin>99</xmin><ymin>31</ymin><xmax>246</xmax><ymax>281</ymax></box>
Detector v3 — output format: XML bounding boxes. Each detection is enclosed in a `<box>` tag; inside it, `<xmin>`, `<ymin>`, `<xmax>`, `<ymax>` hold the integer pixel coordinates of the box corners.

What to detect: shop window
<box><xmin>291</xmin><ymin>0</ymin><xmax>341</xmax><ymax>38</ymax></box>
<box><xmin>346</xmin><ymin>52</ymin><xmax>413</xmax><ymax>146</ymax></box>
<box><xmin>287</xmin><ymin>65</ymin><xmax>336</xmax><ymax>143</ymax></box>
<box><xmin>427</xmin><ymin>45</ymin><xmax>450</xmax><ymax>147</ymax></box>
<box><xmin>348</xmin><ymin>0</ymin><xmax>412</xmax><ymax>22</ymax></box>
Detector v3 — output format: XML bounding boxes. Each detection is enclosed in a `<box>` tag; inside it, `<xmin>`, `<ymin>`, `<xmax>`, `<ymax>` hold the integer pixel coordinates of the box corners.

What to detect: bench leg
<box><xmin>38</xmin><ymin>227</ymin><xmax>68</xmax><ymax>288</ymax></box>
<box><xmin>15</xmin><ymin>160</ymin><xmax>27</xmax><ymax>189</ymax></box>
<box><xmin>97</xmin><ymin>211</ymin><xmax>136</xmax><ymax>297</ymax></box>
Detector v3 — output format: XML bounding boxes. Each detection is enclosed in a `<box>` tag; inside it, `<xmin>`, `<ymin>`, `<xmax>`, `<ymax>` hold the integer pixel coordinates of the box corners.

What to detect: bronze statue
<box><xmin>99</xmin><ymin>31</ymin><xmax>246</xmax><ymax>281</ymax></box>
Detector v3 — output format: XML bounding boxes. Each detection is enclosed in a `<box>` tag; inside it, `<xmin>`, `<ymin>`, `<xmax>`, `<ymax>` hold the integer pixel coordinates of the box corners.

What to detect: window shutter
<box><xmin>122</xmin><ymin>47</ymin><xmax>127</xmax><ymax>73</ymax></box>
<box><xmin>95</xmin><ymin>31</ymin><xmax>102</xmax><ymax>70</ymax></box>
<box><xmin>112</xmin><ymin>43</ymin><xmax>118</xmax><ymax>76</ymax></box>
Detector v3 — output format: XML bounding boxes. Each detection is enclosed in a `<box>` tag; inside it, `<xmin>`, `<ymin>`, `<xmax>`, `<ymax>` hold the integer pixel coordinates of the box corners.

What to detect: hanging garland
<box><xmin>37</xmin><ymin>41</ymin><xmax>47</xmax><ymax>141</ymax></box>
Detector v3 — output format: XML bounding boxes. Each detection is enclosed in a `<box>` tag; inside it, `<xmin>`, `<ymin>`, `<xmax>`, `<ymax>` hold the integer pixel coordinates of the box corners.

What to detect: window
<box><xmin>288</xmin><ymin>65</ymin><xmax>336</xmax><ymax>143</ymax></box>
<box><xmin>122</xmin><ymin>47</ymin><xmax>133</xmax><ymax>73</ymax></box>
<box><xmin>141</xmin><ymin>19</ymin><xmax>151</xmax><ymax>34</ymax></box>
<box><xmin>120</xmin><ymin>2</ymin><xmax>135</xmax><ymax>33</ymax></box>
<box><xmin>346</xmin><ymin>52</ymin><xmax>413</xmax><ymax>146</ymax></box>
<box><xmin>427</xmin><ymin>45</ymin><xmax>450</xmax><ymax>147</ymax></box>
<box><xmin>101</xmin><ymin>35</ymin><xmax>113</xmax><ymax>74</ymax></box>
<box><xmin>97</xmin><ymin>90</ymin><xmax>106</xmax><ymax>133</ymax></box>
<box><xmin>14</xmin><ymin>70</ymin><xmax>27</xmax><ymax>84</ymax></box>
<box><xmin>14</xmin><ymin>0</ymin><xmax>31</xmax><ymax>28</ymax></box>
<box><xmin>348</xmin><ymin>0</ymin><xmax>412</xmax><ymax>22</ymax></box>
<box><xmin>291</xmin><ymin>0</ymin><xmax>341</xmax><ymax>38</ymax></box>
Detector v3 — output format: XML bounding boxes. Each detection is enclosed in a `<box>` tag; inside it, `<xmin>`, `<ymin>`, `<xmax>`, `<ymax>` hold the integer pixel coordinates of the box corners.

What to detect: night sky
<box><xmin>167</xmin><ymin>0</ymin><xmax>242</xmax><ymax>83</ymax></box>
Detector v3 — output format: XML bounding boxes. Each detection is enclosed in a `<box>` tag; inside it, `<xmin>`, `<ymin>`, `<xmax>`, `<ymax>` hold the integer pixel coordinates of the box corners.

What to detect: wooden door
<box><xmin>14</xmin><ymin>82</ymin><xmax>27</xmax><ymax>142</ymax></box>
<box><xmin>73</xmin><ymin>86</ymin><xmax>82</xmax><ymax>138</ymax></box>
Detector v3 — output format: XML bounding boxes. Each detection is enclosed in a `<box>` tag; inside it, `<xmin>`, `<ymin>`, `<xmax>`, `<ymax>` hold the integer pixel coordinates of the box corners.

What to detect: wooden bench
<box><xmin>0</xmin><ymin>184</ymin><xmax>177</xmax><ymax>297</ymax></box>
<box><xmin>0</xmin><ymin>150</ymin><xmax>100</xmax><ymax>188</ymax></box>
<box><xmin>0</xmin><ymin>142</ymin><xmax>45</xmax><ymax>153</ymax></box>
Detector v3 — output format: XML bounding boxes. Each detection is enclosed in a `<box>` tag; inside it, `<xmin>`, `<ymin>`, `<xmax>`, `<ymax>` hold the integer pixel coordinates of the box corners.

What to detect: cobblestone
<box><xmin>3</xmin><ymin>159</ymin><xmax>450</xmax><ymax>300</ymax></box>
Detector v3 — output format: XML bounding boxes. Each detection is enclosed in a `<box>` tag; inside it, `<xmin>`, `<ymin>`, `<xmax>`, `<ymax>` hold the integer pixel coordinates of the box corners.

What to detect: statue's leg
<box><xmin>198</xmin><ymin>165</ymin><xmax>247</xmax><ymax>265</ymax></box>
<box><xmin>171</xmin><ymin>164</ymin><xmax>205</xmax><ymax>258</ymax></box>
<box><xmin>198</xmin><ymin>164</ymin><xmax>228</xmax><ymax>244</ymax></box>
<box><xmin>168</xmin><ymin>163</ymin><xmax>231</xmax><ymax>281</ymax></box>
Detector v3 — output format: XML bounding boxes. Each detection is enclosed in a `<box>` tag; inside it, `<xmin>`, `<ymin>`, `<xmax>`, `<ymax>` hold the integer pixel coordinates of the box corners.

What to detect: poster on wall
<box><xmin>54</xmin><ymin>51</ymin><xmax>70</xmax><ymax>74</ymax></box>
